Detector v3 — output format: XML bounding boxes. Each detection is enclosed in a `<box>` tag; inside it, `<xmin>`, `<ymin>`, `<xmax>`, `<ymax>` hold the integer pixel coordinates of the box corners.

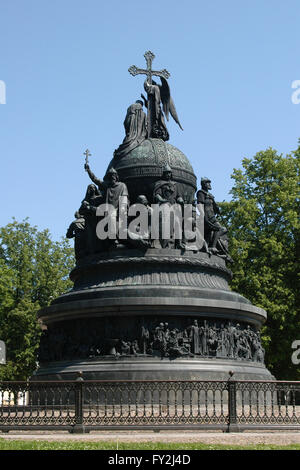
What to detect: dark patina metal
<box><xmin>36</xmin><ymin>51</ymin><xmax>274</xmax><ymax>389</ymax></box>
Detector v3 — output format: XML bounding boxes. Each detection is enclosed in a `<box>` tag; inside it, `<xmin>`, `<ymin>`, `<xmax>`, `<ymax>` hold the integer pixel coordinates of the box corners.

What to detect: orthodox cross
<box><xmin>128</xmin><ymin>50</ymin><xmax>170</xmax><ymax>83</ymax></box>
<box><xmin>83</xmin><ymin>149</ymin><xmax>91</xmax><ymax>166</ymax></box>
<box><xmin>128</xmin><ymin>51</ymin><xmax>170</xmax><ymax>137</ymax></box>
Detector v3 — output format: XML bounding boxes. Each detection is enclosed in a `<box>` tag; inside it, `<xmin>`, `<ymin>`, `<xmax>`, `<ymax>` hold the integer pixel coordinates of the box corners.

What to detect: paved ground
<box><xmin>1</xmin><ymin>430</ymin><xmax>300</xmax><ymax>445</ymax></box>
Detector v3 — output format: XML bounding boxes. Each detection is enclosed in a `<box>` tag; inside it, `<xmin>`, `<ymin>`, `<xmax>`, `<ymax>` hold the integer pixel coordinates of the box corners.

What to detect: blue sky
<box><xmin>1</xmin><ymin>0</ymin><xmax>300</xmax><ymax>240</ymax></box>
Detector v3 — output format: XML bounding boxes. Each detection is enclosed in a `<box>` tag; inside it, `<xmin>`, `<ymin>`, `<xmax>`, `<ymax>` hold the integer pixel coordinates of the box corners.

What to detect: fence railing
<box><xmin>0</xmin><ymin>375</ymin><xmax>299</xmax><ymax>433</ymax></box>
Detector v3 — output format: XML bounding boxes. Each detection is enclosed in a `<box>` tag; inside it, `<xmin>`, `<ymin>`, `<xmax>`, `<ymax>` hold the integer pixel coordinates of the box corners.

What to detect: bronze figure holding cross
<box><xmin>128</xmin><ymin>51</ymin><xmax>183</xmax><ymax>141</ymax></box>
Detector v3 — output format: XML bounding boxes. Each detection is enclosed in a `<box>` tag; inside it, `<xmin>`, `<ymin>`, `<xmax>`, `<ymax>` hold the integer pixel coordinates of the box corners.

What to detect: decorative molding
<box><xmin>75</xmin><ymin>254</ymin><xmax>232</xmax><ymax>275</ymax></box>
<box><xmin>39</xmin><ymin>317</ymin><xmax>265</xmax><ymax>365</ymax></box>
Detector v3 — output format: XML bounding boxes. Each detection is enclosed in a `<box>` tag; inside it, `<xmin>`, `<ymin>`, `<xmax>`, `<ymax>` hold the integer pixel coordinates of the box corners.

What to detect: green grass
<box><xmin>0</xmin><ymin>439</ymin><xmax>300</xmax><ymax>450</ymax></box>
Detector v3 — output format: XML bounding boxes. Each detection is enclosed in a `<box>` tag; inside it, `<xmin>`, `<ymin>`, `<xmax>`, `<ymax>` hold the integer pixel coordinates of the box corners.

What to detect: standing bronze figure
<box><xmin>128</xmin><ymin>51</ymin><xmax>183</xmax><ymax>141</ymax></box>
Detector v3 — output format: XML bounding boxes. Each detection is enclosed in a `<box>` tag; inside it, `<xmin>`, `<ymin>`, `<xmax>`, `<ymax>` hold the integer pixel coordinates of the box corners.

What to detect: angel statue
<box><xmin>128</xmin><ymin>51</ymin><xmax>183</xmax><ymax>142</ymax></box>
<box><xmin>142</xmin><ymin>77</ymin><xmax>183</xmax><ymax>141</ymax></box>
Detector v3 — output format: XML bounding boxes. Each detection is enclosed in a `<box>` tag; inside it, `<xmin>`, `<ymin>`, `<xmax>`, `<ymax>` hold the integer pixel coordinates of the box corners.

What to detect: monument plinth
<box><xmin>35</xmin><ymin>52</ymin><xmax>273</xmax><ymax>384</ymax></box>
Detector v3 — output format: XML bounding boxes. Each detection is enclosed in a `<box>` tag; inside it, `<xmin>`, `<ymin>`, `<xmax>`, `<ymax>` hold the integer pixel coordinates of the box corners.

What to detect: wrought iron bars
<box><xmin>0</xmin><ymin>378</ymin><xmax>299</xmax><ymax>433</ymax></box>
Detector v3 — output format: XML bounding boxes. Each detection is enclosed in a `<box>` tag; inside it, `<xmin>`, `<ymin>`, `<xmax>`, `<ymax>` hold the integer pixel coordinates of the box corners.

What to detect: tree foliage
<box><xmin>220</xmin><ymin>145</ymin><xmax>300</xmax><ymax>379</ymax></box>
<box><xmin>0</xmin><ymin>219</ymin><xmax>74</xmax><ymax>380</ymax></box>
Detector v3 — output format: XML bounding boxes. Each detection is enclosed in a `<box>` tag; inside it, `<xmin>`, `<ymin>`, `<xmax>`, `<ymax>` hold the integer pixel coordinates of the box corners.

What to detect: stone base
<box><xmin>34</xmin><ymin>356</ymin><xmax>274</xmax><ymax>382</ymax></box>
<box><xmin>36</xmin><ymin>250</ymin><xmax>273</xmax><ymax>405</ymax></box>
<box><xmin>32</xmin><ymin>357</ymin><xmax>274</xmax><ymax>406</ymax></box>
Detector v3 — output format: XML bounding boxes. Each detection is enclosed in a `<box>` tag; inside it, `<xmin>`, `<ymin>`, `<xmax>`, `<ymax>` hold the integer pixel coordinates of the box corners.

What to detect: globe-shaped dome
<box><xmin>106</xmin><ymin>138</ymin><xmax>197</xmax><ymax>203</ymax></box>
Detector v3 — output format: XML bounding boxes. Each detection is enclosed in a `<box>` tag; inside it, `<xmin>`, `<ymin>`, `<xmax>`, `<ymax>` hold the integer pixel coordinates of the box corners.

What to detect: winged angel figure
<box><xmin>142</xmin><ymin>77</ymin><xmax>183</xmax><ymax>142</ymax></box>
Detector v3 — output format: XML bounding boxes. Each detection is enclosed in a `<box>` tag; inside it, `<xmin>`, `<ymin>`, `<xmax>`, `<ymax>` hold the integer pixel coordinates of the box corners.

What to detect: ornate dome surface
<box><xmin>107</xmin><ymin>138</ymin><xmax>197</xmax><ymax>203</ymax></box>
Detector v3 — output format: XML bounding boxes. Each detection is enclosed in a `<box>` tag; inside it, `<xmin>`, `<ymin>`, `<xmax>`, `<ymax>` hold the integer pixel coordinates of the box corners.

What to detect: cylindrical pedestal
<box><xmin>36</xmin><ymin>250</ymin><xmax>273</xmax><ymax>385</ymax></box>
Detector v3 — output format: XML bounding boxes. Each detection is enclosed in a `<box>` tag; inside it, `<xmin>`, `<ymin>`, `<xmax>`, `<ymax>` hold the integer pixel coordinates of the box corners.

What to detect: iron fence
<box><xmin>0</xmin><ymin>376</ymin><xmax>299</xmax><ymax>433</ymax></box>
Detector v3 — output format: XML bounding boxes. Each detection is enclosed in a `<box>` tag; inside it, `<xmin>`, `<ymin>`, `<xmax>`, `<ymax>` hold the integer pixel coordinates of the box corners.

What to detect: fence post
<box><xmin>70</xmin><ymin>371</ymin><xmax>88</xmax><ymax>434</ymax></box>
<box><xmin>226</xmin><ymin>371</ymin><xmax>240</xmax><ymax>433</ymax></box>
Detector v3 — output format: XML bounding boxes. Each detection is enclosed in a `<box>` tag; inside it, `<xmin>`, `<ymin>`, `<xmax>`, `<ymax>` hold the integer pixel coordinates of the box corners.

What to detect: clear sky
<box><xmin>1</xmin><ymin>0</ymin><xmax>300</xmax><ymax>240</ymax></box>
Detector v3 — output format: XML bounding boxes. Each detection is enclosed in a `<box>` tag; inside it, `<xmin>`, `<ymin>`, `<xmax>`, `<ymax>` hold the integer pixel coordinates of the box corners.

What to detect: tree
<box><xmin>0</xmin><ymin>219</ymin><xmax>74</xmax><ymax>380</ymax></box>
<box><xmin>220</xmin><ymin>145</ymin><xmax>300</xmax><ymax>379</ymax></box>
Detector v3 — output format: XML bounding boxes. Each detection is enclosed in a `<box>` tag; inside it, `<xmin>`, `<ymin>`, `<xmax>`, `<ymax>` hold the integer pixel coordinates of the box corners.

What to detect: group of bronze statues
<box><xmin>66</xmin><ymin>163</ymin><xmax>232</xmax><ymax>263</ymax></box>
<box><xmin>123</xmin><ymin>320</ymin><xmax>265</xmax><ymax>362</ymax></box>
<box><xmin>38</xmin><ymin>319</ymin><xmax>265</xmax><ymax>363</ymax></box>
<box><xmin>123</xmin><ymin>50</ymin><xmax>183</xmax><ymax>149</ymax></box>
<box><xmin>67</xmin><ymin>50</ymin><xmax>232</xmax><ymax>263</ymax></box>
